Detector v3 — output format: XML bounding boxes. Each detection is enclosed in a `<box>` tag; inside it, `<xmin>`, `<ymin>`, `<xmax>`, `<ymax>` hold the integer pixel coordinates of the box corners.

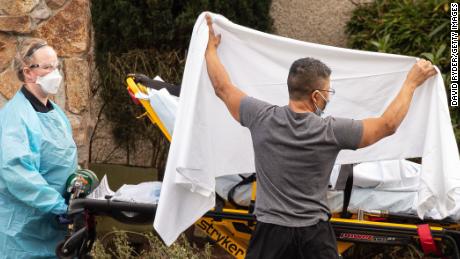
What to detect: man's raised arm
<box><xmin>358</xmin><ymin>59</ymin><xmax>438</xmax><ymax>148</ymax></box>
<box><xmin>205</xmin><ymin>14</ymin><xmax>246</xmax><ymax>122</ymax></box>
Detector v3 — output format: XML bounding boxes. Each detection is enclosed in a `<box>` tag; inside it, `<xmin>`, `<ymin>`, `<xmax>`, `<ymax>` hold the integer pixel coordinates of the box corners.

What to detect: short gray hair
<box><xmin>287</xmin><ymin>57</ymin><xmax>331</xmax><ymax>101</ymax></box>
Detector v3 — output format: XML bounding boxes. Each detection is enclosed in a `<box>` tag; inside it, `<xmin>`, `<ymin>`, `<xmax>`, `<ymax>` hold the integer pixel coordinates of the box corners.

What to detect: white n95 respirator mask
<box><xmin>36</xmin><ymin>69</ymin><xmax>63</xmax><ymax>95</ymax></box>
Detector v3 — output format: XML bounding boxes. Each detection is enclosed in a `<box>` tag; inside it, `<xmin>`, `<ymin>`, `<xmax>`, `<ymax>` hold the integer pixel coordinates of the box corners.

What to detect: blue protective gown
<box><xmin>0</xmin><ymin>90</ymin><xmax>77</xmax><ymax>258</ymax></box>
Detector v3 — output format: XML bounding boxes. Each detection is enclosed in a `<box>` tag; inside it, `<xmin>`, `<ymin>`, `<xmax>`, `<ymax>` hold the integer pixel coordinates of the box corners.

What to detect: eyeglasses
<box><xmin>29</xmin><ymin>61</ymin><xmax>60</xmax><ymax>71</ymax></box>
<box><xmin>314</xmin><ymin>88</ymin><xmax>336</xmax><ymax>96</ymax></box>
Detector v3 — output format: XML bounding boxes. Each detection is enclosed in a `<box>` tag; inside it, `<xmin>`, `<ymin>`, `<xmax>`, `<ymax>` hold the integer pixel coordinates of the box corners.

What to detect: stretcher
<box><xmin>56</xmin><ymin>74</ymin><xmax>460</xmax><ymax>258</ymax></box>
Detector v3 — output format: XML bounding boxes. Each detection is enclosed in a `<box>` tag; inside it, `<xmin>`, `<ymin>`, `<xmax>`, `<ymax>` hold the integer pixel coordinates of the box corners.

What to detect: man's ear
<box><xmin>311</xmin><ymin>90</ymin><xmax>319</xmax><ymax>104</ymax></box>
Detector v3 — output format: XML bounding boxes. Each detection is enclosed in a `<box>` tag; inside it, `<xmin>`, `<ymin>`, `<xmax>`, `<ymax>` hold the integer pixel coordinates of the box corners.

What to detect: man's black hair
<box><xmin>287</xmin><ymin>57</ymin><xmax>331</xmax><ymax>101</ymax></box>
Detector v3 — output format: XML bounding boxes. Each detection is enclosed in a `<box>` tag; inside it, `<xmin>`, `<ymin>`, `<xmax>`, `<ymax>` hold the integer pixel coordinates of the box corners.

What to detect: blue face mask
<box><xmin>313</xmin><ymin>91</ymin><xmax>329</xmax><ymax>116</ymax></box>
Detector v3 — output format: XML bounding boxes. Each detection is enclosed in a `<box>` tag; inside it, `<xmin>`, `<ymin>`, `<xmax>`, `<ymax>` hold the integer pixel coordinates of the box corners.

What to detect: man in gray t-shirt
<box><xmin>204</xmin><ymin>15</ymin><xmax>436</xmax><ymax>259</ymax></box>
<box><xmin>240</xmin><ymin>96</ymin><xmax>362</xmax><ymax>228</ymax></box>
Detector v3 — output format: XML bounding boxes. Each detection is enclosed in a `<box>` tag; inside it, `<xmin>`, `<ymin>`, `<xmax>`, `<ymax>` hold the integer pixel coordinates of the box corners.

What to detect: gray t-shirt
<box><xmin>240</xmin><ymin>96</ymin><xmax>363</xmax><ymax>227</ymax></box>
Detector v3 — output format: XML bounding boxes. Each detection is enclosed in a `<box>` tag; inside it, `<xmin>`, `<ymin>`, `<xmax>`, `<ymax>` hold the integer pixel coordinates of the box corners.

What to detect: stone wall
<box><xmin>0</xmin><ymin>0</ymin><xmax>93</xmax><ymax>167</ymax></box>
<box><xmin>270</xmin><ymin>0</ymin><xmax>372</xmax><ymax>47</ymax></box>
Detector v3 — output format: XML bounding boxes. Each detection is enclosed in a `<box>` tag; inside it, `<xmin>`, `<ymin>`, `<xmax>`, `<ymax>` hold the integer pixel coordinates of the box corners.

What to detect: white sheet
<box><xmin>327</xmin><ymin>189</ymin><xmax>418</xmax><ymax>216</ymax></box>
<box><xmin>329</xmin><ymin>188</ymin><xmax>460</xmax><ymax>222</ymax></box>
<box><xmin>215</xmin><ymin>174</ymin><xmax>253</xmax><ymax>207</ymax></box>
<box><xmin>154</xmin><ymin>12</ymin><xmax>460</xmax><ymax>245</ymax></box>
<box><xmin>112</xmin><ymin>182</ymin><xmax>162</xmax><ymax>204</ymax></box>
<box><xmin>353</xmin><ymin>160</ymin><xmax>421</xmax><ymax>192</ymax></box>
<box><xmin>134</xmin><ymin>76</ymin><xmax>179</xmax><ymax>136</ymax></box>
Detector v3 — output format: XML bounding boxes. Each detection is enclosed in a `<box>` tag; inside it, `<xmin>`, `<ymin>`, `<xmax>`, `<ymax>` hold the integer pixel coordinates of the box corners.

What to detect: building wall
<box><xmin>270</xmin><ymin>0</ymin><xmax>371</xmax><ymax>47</ymax></box>
<box><xmin>0</xmin><ymin>0</ymin><xmax>93</xmax><ymax>167</ymax></box>
<box><xmin>0</xmin><ymin>0</ymin><xmax>368</xmax><ymax>168</ymax></box>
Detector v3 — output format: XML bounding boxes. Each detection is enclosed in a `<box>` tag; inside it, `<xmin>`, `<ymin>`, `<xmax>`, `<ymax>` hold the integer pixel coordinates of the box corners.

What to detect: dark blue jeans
<box><xmin>246</xmin><ymin>221</ymin><xmax>339</xmax><ymax>259</ymax></box>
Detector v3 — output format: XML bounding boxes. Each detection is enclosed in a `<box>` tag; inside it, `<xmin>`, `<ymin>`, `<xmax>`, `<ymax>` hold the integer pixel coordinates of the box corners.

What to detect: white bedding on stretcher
<box><xmin>88</xmin><ymin>175</ymin><xmax>163</xmax><ymax>204</ymax></box>
<box><xmin>134</xmin><ymin>76</ymin><xmax>179</xmax><ymax>136</ymax></box>
<box><xmin>215</xmin><ymin>162</ymin><xmax>422</xmax><ymax>209</ymax></box>
<box><xmin>329</xmin><ymin>188</ymin><xmax>460</xmax><ymax>221</ymax></box>
<box><xmin>353</xmin><ymin>160</ymin><xmax>421</xmax><ymax>192</ymax></box>
<box><xmin>215</xmin><ymin>161</ymin><xmax>460</xmax><ymax>221</ymax></box>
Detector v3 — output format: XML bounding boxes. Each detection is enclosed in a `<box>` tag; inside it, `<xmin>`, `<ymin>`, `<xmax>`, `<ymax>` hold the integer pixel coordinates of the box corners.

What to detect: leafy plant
<box><xmin>346</xmin><ymin>0</ymin><xmax>459</xmax><ymax>149</ymax></box>
<box><xmin>91</xmin><ymin>231</ymin><xmax>213</xmax><ymax>258</ymax></box>
<box><xmin>91</xmin><ymin>0</ymin><xmax>273</xmax><ymax>177</ymax></box>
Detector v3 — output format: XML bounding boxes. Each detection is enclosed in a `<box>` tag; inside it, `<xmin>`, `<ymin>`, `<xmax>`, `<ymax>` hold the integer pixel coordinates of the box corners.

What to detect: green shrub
<box><xmin>92</xmin><ymin>0</ymin><xmax>272</xmax><ymax>58</ymax></box>
<box><xmin>91</xmin><ymin>0</ymin><xmax>273</xmax><ymax>177</ymax></box>
<box><xmin>91</xmin><ymin>231</ymin><xmax>213</xmax><ymax>258</ymax></box>
<box><xmin>94</xmin><ymin>49</ymin><xmax>184</xmax><ymax>177</ymax></box>
<box><xmin>346</xmin><ymin>0</ymin><xmax>459</xmax><ymax>148</ymax></box>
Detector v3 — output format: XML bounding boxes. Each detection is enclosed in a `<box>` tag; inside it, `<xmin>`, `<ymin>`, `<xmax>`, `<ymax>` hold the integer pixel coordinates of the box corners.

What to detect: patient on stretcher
<box><xmin>129</xmin><ymin>74</ymin><xmax>460</xmax><ymax>221</ymax></box>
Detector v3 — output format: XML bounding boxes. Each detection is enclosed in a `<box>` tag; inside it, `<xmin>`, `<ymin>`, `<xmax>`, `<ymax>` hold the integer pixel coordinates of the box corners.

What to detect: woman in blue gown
<box><xmin>0</xmin><ymin>38</ymin><xmax>77</xmax><ymax>258</ymax></box>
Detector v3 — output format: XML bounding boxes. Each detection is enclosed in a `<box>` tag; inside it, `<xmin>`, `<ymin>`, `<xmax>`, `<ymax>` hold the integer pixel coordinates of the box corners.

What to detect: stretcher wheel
<box><xmin>56</xmin><ymin>239</ymin><xmax>94</xmax><ymax>259</ymax></box>
<box><xmin>55</xmin><ymin>240</ymin><xmax>73</xmax><ymax>259</ymax></box>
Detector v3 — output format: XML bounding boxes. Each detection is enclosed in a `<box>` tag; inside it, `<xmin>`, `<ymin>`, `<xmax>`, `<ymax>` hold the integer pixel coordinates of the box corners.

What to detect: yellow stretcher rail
<box><xmin>330</xmin><ymin>217</ymin><xmax>444</xmax><ymax>232</ymax></box>
<box><xmin>125</xmin><ymin>76</ymin><xmax>172</xmax><ymax>142</ymax></box>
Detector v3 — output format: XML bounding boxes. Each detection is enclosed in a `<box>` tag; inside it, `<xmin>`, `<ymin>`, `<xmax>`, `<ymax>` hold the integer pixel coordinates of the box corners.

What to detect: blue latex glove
<box><xmin>57</xmin><ymin>214</ymin><xmax>73</xmax><ymax>225</ymax></box>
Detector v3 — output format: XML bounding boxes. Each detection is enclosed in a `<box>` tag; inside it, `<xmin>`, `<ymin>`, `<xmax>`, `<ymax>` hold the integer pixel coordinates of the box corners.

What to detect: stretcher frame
<box><xmin>55</xmin><ymin>75</ymin><xmax>460</xmax><ymax>258</ymax></box>
<box><xmin>124</xmin><ymin>75</ymin><xmax>460</xmax><ymax>258</ymax></box>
